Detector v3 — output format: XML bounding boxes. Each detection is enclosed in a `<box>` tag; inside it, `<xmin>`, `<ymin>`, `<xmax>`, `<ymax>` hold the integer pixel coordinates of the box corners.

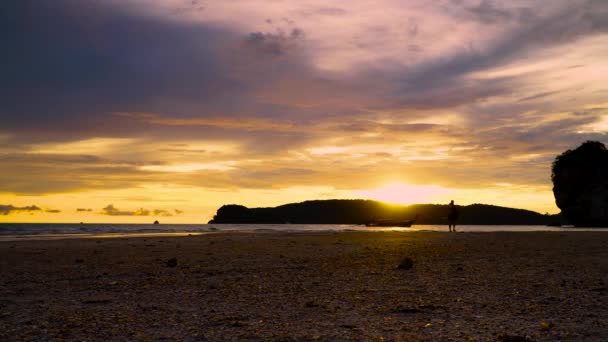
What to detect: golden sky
<box><xmin>1</xmin><ymin>0</ymin><xmax>607</xmax><ymax>222</ymax></box>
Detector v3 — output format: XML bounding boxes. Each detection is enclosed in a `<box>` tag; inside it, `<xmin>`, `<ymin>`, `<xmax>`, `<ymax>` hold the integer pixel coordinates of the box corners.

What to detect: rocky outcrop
<box><xmin>209</xmin><ymin>204</ymin><xmax>252</xmax><ymax>223</ymax></box>
<box><xmin>552</xmin><ymin>141</ymin><xmax>608</xmax><ymax>227</ymax></box>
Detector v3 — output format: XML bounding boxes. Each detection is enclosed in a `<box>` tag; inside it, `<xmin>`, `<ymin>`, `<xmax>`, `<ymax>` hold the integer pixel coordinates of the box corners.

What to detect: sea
<box><xmin>1</xmin><ymin>223</ymin><xmax>608</xmax><ymax>241</ymax></box>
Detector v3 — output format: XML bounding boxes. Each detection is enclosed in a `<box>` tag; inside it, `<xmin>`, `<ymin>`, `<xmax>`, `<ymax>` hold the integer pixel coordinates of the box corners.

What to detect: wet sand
<box><xmin>1</xmin><ymin>231</ymin><xmax>607</xmax><ymax>341</ymax></box>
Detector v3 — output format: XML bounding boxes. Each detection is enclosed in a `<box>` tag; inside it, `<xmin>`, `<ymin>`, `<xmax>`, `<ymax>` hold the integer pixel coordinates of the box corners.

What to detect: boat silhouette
<box><xmin>365</xmin><ymin>215</ymin><xmax>418</xmax><ymax>227</ymax></box>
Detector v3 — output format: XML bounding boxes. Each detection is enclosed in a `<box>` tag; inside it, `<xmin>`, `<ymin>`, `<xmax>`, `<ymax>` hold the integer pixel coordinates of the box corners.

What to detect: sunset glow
<box><xmin>2</xmin><ymin>0</ymin><xmax>607</xmax><ymax>222</ymax></box>
<box><xmin>353</xmin><ymin>182</ymin><xmax>452</xmax><ymax>206</ymax></box>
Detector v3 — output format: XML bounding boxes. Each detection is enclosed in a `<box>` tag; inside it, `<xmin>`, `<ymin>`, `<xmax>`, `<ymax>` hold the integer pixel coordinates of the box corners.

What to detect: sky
<box><xmin>1</xmin><ymin>0</ymin><xmax>607</xmax><ymax>223</ymax></box>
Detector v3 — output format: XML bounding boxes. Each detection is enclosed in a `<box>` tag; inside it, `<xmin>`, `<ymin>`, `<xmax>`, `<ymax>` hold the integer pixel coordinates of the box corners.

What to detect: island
<box><xmin>208</xmin><ymin>199</ymin><xmax>560</xmax><ymax>225</ymax></box>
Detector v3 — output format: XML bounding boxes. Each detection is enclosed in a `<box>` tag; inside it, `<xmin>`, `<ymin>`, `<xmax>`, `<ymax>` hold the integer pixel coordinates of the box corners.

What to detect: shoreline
<box><xmin>0</xmin><ymin>232</ymin><xmax>209</xmax><ymax>242</ymax></box>
<box><xmin>2</xmin><ymin>224</ymin><xmax>608</xmax><ymax>242</ymax></box>
<box><xmin>1</xmin><ymin>231</ymin><xmax>607</xmax><ymax>340</ymax></box>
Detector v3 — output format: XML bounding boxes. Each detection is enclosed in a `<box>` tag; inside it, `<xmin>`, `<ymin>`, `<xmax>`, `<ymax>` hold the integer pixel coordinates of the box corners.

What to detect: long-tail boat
<box><xmin>365</xmin><ymin>215</ymin><xmax>418</xmax><ymax>227</ymax></box>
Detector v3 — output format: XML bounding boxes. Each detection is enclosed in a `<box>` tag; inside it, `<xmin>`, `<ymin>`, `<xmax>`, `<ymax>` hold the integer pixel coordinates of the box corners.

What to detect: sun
<box><xmin>353</xmin><ymin>182</ymin><xmax>452</xmax><ymax>205</ymax></box>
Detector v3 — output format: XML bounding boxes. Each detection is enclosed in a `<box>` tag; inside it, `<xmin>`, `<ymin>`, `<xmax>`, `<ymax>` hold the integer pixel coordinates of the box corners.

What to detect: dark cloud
<box><xmin>0</xmin><ymin>153</ymin><xmax>105</xmax><ymax>164</ymax></box>
<box><xmin>77</xmin><ymin>208</ymin><xmax>93</xmax><ymax>212</ymax></box>
<box><xmin>465</xmin><ymin>1</ymin><xmax>536</xmax><ymax>24</ymax></box>
<box><xmin>172</xmin><ymin>0</ymin><xmax>206</xmax><ymax>15</ymax></box>
<box><xmin>588</xmin><ymin>0</ymin><xmax>608</xmax><ymax>30</ymax></box>
<box><xmin>45</xmin><ymin>209</ymin><xmax>61</xmax><ymax>213</ymax></box>
<box><xmin>0</xmin><ymin>205</ymin><xmax>41</xmax><ymax>215</ymax></box>
<box><xmin>0</xmin><ymin>0</ymin><xmax>342</xmax><ymax>154</ymax></box>
<box><xmin>244</xmin><ymin>28</ymin><xmax>304</xmax><ymax>57</ymax></box>
<box><xmin>101</xmin><ymin>204</ymin><xmax>150</xmax><ymax>216</ymax></box>
<box><xmin>0</xmin><ymin>0</ymin><xmax>239</xmax><ymax>140</ymax></box>
<box><xmin>0</xmin><ymin>0</ymin><xmax>552</xmax><ymax>150</ymax></box>
<box><xmin>1</xmin><ymin>0</ymin><xmax>605</xmax><ymax>143</ymax></box>
<box><xmin>518</xmin><ymin>91</ymin><xmax>562</xmax><ymax>102</ymax></box>
<box><xmin>100</xmin><ymin>204</ymin><xmax>179</xmax><ymax>217</ymax></box>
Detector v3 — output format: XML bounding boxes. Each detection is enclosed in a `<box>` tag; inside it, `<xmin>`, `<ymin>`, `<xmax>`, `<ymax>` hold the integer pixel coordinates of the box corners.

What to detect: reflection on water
<box><xmin>1</xmin><ymin>223</ymin><xmax>608</xmax><ymax>241</ymax></box>
<box><xmin>0</xmin><ymin>232</ymin><xmax>207</xmax><ymax>242</ymax></box>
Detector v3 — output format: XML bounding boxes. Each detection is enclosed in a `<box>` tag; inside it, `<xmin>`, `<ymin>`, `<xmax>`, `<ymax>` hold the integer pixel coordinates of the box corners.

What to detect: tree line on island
<box><xmin>210</xmin><ymin>140</ymin><xmax>608</xmax><ymax>227</ymax></box>
<box><xmin>209</xmin><ymin>200</ymin><xmax>561</xmax><ymax>225</ymax></box>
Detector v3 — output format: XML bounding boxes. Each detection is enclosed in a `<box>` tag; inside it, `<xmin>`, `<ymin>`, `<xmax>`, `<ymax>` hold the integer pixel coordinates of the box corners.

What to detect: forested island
<box><xmin>208</xmin><ymin>199</ymin><xmax>561</xmax><ymax>225</ymax></box>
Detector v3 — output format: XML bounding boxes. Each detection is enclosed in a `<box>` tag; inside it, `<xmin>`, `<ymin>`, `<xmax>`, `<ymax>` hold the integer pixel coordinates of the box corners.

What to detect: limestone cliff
<box><xmin>552</xmin><ymin>141</ymin><xmax>608</xmax><ymax>227</ymax></box>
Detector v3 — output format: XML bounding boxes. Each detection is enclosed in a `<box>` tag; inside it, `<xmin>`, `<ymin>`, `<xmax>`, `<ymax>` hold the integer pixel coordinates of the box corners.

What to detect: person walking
<box><xmin>447</xmin><ymin>200</ymin><xmax>459</xmax><ymax>232</ymax></box>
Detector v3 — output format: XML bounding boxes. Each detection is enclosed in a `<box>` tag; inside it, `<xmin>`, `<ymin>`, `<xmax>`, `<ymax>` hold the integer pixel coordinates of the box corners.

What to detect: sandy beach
<box><xmin>1</xmin><ymin>231</ymin><xmax>607</xmax><ymax>341</ymax></box>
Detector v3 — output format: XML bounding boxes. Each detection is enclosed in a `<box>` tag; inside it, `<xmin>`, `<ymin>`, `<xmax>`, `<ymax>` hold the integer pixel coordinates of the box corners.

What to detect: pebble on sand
<box><xmin>398</xmin><ymin>257</ymin><xmax>414</xmax><ymax>270</ymax></box>
<box><xmin>166</xmin><ymin>257</ymin><xmax>177</xmax><ymax>267</ymax></box>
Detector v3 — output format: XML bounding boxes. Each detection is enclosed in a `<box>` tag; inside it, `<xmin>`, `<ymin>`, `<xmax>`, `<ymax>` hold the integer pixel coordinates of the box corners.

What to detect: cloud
<box><xmin>244</xmin><ymin>28</ymin><xmax>304</xmax><ymax>57</ymax></box>
<box><xmin>101</xmin><ymin>204</ymin><xmax>150</xmax><ymax>216</ymax></box>
<box><xmin>0</xmin><ymin>152</ymin><xmax>148</xmax><ymax>194</ymax></box>
<box><xmin>153</xmin><ymin>209</ymin><xmax>173</xmax><ymax>217</ymax></box>
<box><xmin>0</xmin><ymin>205</ymin><xmax>41</xmax><ymax>215</ymax></box>
<box><xmin>119</xmin><ymin>112</ymin><xmax>300</xmax><ymax>132</ymax></box>
<box><xmin>463</xmin><ymin>1</ymin><xmax>536</xmax><ymax>25</ymax></box>
<box><xmin>0</xmin><ymin>0</ymin><xmax>239</xmax><ymax>141</ymax></box>
<box><xmin>100</xmin><ymin>204</ymin><xmax>181</xmax><ymax>217</ymax></box>
<box><xmin>77</xmin><ymin>208</ymin><xmax>93</xmax><ymax>212</ymax></box>
<box><xmin>45</xmin><ymin>209</ymin><xmax>61</xmax><ymax>213</ymax></box>
<box><xmin>2</xmin><ymin>1</ymin><xmax>604</xmax><ymax>131</ymax></box>
<box><xmin>1</xmin><ymin>0</ymin><xmax>607</xmax><ymax>214</ymax></box>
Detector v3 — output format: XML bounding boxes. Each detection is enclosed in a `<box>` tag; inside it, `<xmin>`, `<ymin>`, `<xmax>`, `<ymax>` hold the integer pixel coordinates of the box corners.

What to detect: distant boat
<box><xmin>154</xmin><ymin>220</ymin><xmax>159</xmax><ymax>224</ymax></box>
<box><xmin>366</xmin><ymin>215</ymin><xmax>418</xmax><ymax>227</ymax></box>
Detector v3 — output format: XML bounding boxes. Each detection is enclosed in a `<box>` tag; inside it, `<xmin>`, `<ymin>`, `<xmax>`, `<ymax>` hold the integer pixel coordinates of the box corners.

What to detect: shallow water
<box><xmin>1</xmin><ymin>223</ymin><xmax>608</xmax><ymax>241</ymax></box>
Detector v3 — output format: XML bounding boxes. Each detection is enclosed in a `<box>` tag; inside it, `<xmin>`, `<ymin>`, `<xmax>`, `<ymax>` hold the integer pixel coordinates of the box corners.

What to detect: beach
<box><xmin>1</xmin><ymin>231</ymin><xmax>607</xmax><ymax>341</ymax></box>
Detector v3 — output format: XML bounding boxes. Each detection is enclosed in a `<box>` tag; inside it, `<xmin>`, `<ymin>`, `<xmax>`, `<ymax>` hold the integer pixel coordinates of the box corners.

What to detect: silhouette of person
<box><xmin>447</xmin><ymin>200</ymin><xmax>459</xmax><ymax>232</ymax></box>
